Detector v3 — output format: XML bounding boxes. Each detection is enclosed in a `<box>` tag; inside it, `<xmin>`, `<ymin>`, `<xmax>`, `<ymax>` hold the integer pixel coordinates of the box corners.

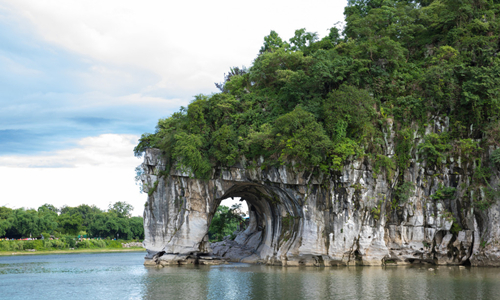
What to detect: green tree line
<box><xmin>0</xmin><ymin>201</ymin><xmax>144</xmax><ymax>240</ymax></box>
<box><xmin>135</xmin><ymin>0</ymin><xmax>500</xmax><ymax>209</ymax></box>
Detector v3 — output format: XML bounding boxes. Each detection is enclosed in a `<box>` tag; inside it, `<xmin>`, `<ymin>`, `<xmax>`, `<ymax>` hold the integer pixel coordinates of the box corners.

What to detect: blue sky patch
<box><xmin>0</xmin><ymin>10</ymin><xmax>181</xmax><ymax>156</ymax></box>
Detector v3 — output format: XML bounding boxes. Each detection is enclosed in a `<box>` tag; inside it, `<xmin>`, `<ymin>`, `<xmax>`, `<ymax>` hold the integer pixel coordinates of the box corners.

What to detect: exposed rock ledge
<box><xmin>141</xmin><ymin>123</ymin><xmax>500</xmax><ymax>267</ymax></box>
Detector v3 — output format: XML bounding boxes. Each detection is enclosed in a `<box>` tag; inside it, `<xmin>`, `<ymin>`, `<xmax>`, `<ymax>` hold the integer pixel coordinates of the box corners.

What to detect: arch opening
<box><xmin>207</xmin><ymin>197</ymin><xmax>248</xmax><ymax>242</ymax></box>
<box><xmin>206</xmin><ymin>183</ymin><xmax>303</xmax><ymax>264</ymax></box>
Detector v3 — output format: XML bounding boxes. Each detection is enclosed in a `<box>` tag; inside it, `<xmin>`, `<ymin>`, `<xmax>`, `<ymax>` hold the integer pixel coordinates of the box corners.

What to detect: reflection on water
<box><xmin>1</xmin><ymin>252</ymin><xmax>499</xmax><ymax>300</ymax></box>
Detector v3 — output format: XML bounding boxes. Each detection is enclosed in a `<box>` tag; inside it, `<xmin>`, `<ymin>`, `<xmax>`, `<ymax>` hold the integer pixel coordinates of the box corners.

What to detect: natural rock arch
<box><xmin>209</xmin><ymin>183</ymin><xmax>303</xmax><ymax>264</ymax></box>
<box><xmin>141</xmin><ymin>143</ymin><xmax>500</xmax><ymax>267</ymax></box>
<box><xmin>141</xmin><ymin>149</ymin><xmax>337</xmax><ymax>266</ymax></box>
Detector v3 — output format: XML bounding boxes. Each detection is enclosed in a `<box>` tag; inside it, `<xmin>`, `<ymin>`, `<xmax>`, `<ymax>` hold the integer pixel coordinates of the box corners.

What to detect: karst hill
<box><xmin>136</xmin><ymin>0</ymin><xmax>500</xmax><ymax>266</ymax></box>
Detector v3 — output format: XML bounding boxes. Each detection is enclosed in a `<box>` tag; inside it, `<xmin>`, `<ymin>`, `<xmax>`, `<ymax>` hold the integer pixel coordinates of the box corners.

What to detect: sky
<box><xmin>0</xmin><ymin>0</ymin><xmax>347</xmax><ymax>216</ymax></box>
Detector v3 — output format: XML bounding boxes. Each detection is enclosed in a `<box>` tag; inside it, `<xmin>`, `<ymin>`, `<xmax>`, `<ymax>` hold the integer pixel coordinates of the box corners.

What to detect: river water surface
<box><xmin>1</xmin><ymin>251</ymin><xmax>499</xmax><ymax>299</ymax></box>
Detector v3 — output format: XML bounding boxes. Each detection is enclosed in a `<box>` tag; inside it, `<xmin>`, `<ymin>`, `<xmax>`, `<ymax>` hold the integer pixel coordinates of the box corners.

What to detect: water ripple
<box><xmin>1</xmin><ymin>253</ymin><xmax>500</xmax><ymax>300</ymax></box>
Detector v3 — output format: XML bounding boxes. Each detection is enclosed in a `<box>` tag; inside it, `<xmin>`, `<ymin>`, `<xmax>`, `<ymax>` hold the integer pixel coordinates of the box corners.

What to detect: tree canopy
<box><xmin>0</xmin><ymin>202</ymin><xmax>144</xmax><ymax>240</ymax></box>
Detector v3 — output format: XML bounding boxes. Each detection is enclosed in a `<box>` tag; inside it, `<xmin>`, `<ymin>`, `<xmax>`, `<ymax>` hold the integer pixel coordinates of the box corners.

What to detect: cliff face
<box><xmin>141</xmin><ymin>122</ymin><xmax>500</xmax><ymax>267</ymax></box>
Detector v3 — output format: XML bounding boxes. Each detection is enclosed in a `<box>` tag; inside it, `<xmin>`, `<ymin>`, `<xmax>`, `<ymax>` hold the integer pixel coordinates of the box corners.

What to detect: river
<box><xmin>1</xmin><ymin>251</ymin><xmax>499</xmax><ymax>299</ymax></box>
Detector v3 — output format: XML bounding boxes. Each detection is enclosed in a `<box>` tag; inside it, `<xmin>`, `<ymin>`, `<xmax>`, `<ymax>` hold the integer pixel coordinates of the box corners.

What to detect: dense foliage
<box><xmin>136</xmin><ymin>0</ymin><xmax>500</xmax><ymax>208</ymax></box>
<box><xmin>0</xmin><ymin>202</ymin><xmax>144</xmax><ymax>240</ymax></box>
<box><xmin>208</xmin><ymin>204</ymin><xmax>245</xmax><ymax>242</ymax></box>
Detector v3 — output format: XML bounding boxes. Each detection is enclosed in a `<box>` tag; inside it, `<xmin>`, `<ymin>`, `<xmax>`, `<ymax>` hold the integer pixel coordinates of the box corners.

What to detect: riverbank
<box><xmin>0</xmin><ymin>247</ymin><xmax>145</xmax><ymax>256</ymax></box>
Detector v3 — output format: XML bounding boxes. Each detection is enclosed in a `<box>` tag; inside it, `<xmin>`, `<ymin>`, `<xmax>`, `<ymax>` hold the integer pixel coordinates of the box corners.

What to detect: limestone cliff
<box><xmin>141</xmin><ymin>121</ymin><xmax>500</xmax><ymax>267</ymax></box>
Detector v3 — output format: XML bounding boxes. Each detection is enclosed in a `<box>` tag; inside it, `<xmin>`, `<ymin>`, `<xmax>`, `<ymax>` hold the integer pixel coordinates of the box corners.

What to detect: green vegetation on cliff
<box><xmin>135</xmin><ymin>0</ymin><xmax>500</xmax><ymax>207</ymax></box>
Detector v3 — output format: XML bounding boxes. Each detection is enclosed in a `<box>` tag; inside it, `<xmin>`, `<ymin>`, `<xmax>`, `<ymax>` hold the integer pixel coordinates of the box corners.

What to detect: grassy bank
<box><xmin>0</xmin><ymin>239</ymin><xmax>144</xmax><ymax>256</ymax></box>
<box><xmin>0</xmin><ymin>247</ymin><xmax>145</xmax><ymax>256</ymax></box>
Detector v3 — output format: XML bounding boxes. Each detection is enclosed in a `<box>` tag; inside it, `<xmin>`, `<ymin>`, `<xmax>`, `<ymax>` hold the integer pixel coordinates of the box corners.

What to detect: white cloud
<box><xmin>4</xmin><ymin>0</ymin><xmax>347</xmax><ymax>95</ymax></box>
<box><xmin>0</xmin><ymin>133</ymin><xmax>140</xmax><ymax>168</ymax></box>
<box><xmin>0</xmin><ymin>134</ymin><xmax>147</xmax><ymax>215</ymax></box>
<box><xmin>0</xmin><ymin>165</ymin><xmax>147</xmax><ymax>216</ymax></box>
<box><xmin>65</xmin><ymin>92</ymin><xmax>185</xmax><ymax>112</ymax></box>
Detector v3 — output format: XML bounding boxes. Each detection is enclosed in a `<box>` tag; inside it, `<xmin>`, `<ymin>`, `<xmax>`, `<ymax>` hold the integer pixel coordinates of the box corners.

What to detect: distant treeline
<box><xmin>0</xmin><ymin>202</ymin><xmax>144</xmax><ymax>240</ymax></box>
